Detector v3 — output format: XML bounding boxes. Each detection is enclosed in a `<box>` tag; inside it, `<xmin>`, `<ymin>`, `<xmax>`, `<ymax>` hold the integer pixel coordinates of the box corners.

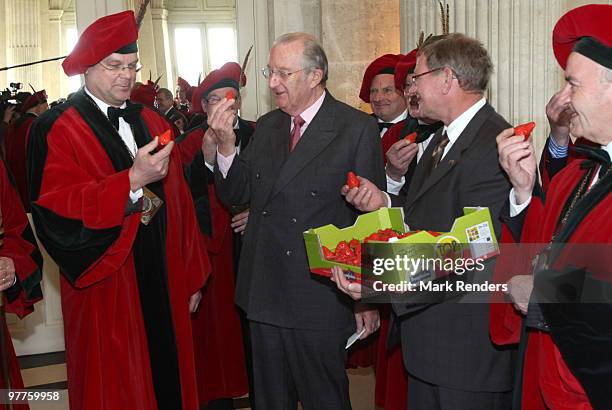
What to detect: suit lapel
<box><xmin>267</xmin><ymin>92</ymin><xmax>337</xmax><ymax>201</ymax></box>
<box><xmin>406</xmin><ymin>103</ymin><xmax>494</xmax><ymax>209</ymax></box>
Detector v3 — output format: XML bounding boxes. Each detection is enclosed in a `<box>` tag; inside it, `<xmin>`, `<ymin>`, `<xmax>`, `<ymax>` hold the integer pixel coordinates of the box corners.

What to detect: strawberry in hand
<box><xmin>514</xmin><ymin>122</ymin><xmax>536</xmax><ymax>141</ymax></box>
<box><xmin>158</xmin><ymin>129</ymin><xmax>172</xmax><ymax>146</ymax></box>
<box><xmin>346</xmin><ymin>171</ymin><xmax>360</xmax><ymax>189</ymax></box>
<box><xmin>404</xmin><ymin>132</ymin><xmax>417</xmax><ymax>143</ymax></box>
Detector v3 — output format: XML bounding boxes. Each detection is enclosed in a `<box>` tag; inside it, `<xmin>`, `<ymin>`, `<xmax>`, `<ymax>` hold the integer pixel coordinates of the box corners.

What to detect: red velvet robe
<box><xmin>178</xmin><ymin>125</ymin><xmax>249</xmax><ymax>405</ymax></box>
<box><xmin>490</xmin><ymin>158</ymin><xmax>611</xmax><ymax>410</ymax></box>
<box><xmin>0</xmin><ymin>158</ymin><xmax>43</xmax><ymax>410</ymax></box>
<box><xmin>27</xmin><ymin>93</ymin><xmax>210</xmax><ymax>410</ymax></box>
<box><xmin>5</xmin><ymin>114</ymin><xmax>36</xmax><ymax>211</ymax></box>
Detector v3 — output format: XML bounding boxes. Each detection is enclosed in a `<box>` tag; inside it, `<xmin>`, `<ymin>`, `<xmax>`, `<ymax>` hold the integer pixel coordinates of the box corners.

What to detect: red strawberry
<box><xmin>514</xmin><ymin>122</ymin><xmax>536</xmax><ymax>141</ymax></box>
<box><xmin>404</xmin><ymin>132</ymin><xmax>417</xmax><ymax>143</ymax></box>
<box><xmin>158</xmin><ymin>129</ymin><xmax>172</xmax><ymax>146</ymax></box>
<box><xmin>347</xmin><ymin>171</ymin><xmax>360</xmax><ymax>189</ymax></box>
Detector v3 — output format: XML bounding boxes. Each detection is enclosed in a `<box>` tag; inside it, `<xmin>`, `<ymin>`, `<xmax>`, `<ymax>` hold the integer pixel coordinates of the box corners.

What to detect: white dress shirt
<box><xmin>84</xmin><ymin>87</ymin><xmax>143</xmax><ymax>202</ymax></box>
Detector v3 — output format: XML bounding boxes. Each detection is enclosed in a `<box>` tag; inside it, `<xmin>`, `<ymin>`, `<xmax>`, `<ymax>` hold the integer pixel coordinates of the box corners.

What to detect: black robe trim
<box><xmin>29</xmin><ymin>89</ymin><xmax>182</xmax><ymax>409</ymax></box>
<box><xmin>537</xmin><ymin>166</ymin><xmax>612</xmax><ymax>409</ymax></box>
<box><xmin>27</xmin><ymin>100</ymin><xmax>122</xmax><ymax>283</ymax></box>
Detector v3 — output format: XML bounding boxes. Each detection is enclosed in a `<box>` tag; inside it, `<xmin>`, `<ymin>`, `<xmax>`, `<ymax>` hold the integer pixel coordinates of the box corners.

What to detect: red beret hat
<box><xmin>553</xmin><ymin>4</ymin><xmax>612</xmax><ymax>70</ymax></box>
<box><xmin>359</xmin><ymin>54</ymin><xmax>402</xmax><ymax>103</ymax></box>
<box><xmin>190</xmin><ymin>62</ymin><xmax>246</xmax><ymax>114</ymax></box>
<box><xmin>62</xmin><ymin>10</ymin><xmax>139</xmax><ymax>76</ymax></box>
<box><xmin>394</xmin><ymin>49</ymin><xmax>418</xmax><ymax>91</ymax></box>
<box><xmin>177</xmin><ymin>77</ymin><xmax>195</xmax><ymax>101</ymax></box>
<box><xmin>130</xmin><ymin>81</ymin><xmax>157</xmax><ymax>108</ymax></box>
<box><xmin>21</xmin><ymin>90</ymin><xmax>48</xmax><ymax>113</ymax></box>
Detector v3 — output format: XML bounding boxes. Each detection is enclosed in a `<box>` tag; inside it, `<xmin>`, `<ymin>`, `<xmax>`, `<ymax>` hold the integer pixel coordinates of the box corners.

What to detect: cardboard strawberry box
<box><xmin>303</xmin><ymin>207</ymin><xmax>498</xmax><ymax>284</ymax></box>
<box><xmin>303</xmin><ymin>208</ymin><xmax>406</xmax><ymax>283</ymax></box>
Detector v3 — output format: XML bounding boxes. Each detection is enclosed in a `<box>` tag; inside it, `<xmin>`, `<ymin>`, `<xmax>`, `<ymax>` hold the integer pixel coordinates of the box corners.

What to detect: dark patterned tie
<box><xmin>428</xmin><ymin>131</ymin><xmax>450</xmax><ymax>174</ymax></box>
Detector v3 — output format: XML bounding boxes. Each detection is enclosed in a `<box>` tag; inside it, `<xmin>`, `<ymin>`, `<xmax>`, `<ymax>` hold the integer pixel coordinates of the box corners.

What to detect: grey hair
<box><xmin>418</xmin><ymin>32</ymin><xmax>493</xmax><ymax>94</ymax></box>
<box><xmin>273</xmin><ymin>32</ymin><xmax>329</xmax><ymax>86</ymax></box>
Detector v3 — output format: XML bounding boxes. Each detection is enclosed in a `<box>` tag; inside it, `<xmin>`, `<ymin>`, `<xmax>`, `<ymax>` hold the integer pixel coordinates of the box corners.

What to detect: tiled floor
<box><xmin>20</xmin><ymin>356</ymin><xmax>378</xmax><ymax>410</ymax></box>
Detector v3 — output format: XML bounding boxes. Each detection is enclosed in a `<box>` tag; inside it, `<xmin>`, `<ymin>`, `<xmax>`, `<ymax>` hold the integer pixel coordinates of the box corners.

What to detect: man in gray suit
<box><xmin>333</xmin><ymin>33</ymin><xmax>515</xmax><ymax>409</ymax></box>
<box><xmin>207</xmin><ymin>32</ymin><xmax>386</xmax><ymax>409</ymax></box>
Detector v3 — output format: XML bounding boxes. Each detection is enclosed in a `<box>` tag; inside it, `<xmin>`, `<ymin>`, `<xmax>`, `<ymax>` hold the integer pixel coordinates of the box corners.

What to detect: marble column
<box><xmin>43</xmin><ymin>6</ymin><xmax>64</xmax><ymax>101</ymax></box>
<box><xmin>74</xmin><ymin>0</ymin><xmax>126</xmax><ymax>33</ymax></box>
<box><xmin>267</xmin><ymin>0</ymin><xmax>321</xmax><ymax>40</ymax></box>
<box><xmin>237</xmin><ymin>0</ymin><xmax>274</xmax><ymax>118</ymax></box>
<box><xmin>5</xmin><ymin>0</ymin><xmax>43</xmax><ymax>89</ymax></box>
<box><xmin>149</xmin><ymin>7</ymin><xmax>173</xmax><ymax>90</ymax></box>
<box><xmin>321</xmin><ymin>0</ymin><xmax>400</xmax><ymax>109</ymax></box>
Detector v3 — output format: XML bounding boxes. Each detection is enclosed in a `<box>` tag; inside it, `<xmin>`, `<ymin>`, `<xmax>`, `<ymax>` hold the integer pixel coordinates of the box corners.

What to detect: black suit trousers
<box><xmin>249</xmin><ymin>321</ymin><xmax>352</xmax><ymax>410</ymax></box>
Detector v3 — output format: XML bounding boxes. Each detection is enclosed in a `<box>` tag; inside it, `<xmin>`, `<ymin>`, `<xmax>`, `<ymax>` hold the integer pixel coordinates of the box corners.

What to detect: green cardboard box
<box><xmin>303</xmin><ymin>208</ymin><xmax>406</xmax><ymax>281</ymax></box>
<box><xmin>303</xmin><ymin>207</ymin><xmax>498</xmax><ymax>283</ymax></box>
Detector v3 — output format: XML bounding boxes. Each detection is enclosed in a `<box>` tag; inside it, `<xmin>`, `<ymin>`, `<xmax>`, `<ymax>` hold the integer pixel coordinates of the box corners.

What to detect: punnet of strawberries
<box><xmin>321</xmin><ymin>229</ymin><xmax>441</xmax><ymax>267</ymax></box>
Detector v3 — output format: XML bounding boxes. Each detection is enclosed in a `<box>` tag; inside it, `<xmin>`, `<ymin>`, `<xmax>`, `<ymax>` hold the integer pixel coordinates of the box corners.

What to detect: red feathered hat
<box><xmin>62</xmin><ymin>11</ymin><xmax>139</xmax><ymax>76</ymax></box>
<box><xmin>21</xmin><ymin>90</ymin><xmax>48</xmax><ymax>113</ymax></box>
<box><xmin>190</xmin><ymin>62</ymin><xmax>246</xmax><ymax>114</ymax></box>
<box><xmin>394</xmin><ymin>49</ymin><xmax>418</xmax><ymax>91</ymax></box>
<box><xmin>177</xmin><ymin>77</ymin><xmax>195</xmax><ymax>101</ymax></box>
<box><xmin>553</xmin><ymin>4</ymin><xmax>612</xmax><ymax>70</ymax></box>
<box><xmin>359</xmin><ymin>54</ymin><xmax>402</xmax><ymax>103</ymax></box>
<box><xmin>130</xmin><ymin>81</ymin><xmax>157</xmax><ymax>107</ymax></box>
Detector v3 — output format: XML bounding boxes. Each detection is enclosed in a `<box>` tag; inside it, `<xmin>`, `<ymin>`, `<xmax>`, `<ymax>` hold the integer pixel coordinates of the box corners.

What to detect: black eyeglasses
<box><xmin>405</xmin><ymin>67</ymin><xmax>444</xmax><ymax>87</ymax></box>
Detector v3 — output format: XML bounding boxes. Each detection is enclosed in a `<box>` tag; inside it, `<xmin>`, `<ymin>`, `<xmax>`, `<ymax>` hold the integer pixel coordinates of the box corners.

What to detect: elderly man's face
<box><xmin>370</xmin><ymin>74</ymin><xmax>406</xmax><ymax>121</ymax></box>
<box><xmin>85</xmin><ymin>53</ymin><xmax>138</xmax><ymax>107</ymax></box>
<box><xmin>267</xmin><ymin>41</ymin><xmax>318</xmax><ymax>117</ymax></box>
<box><xmin>560</xmin><ymin>52</ymin><xmax>612</xmax><ymax>145</ymax></box>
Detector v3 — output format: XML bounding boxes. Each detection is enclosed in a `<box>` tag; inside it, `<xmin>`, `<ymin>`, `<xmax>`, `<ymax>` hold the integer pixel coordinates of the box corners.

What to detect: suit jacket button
<box><xmin>255</xmin><ymin>173</ymin><xmax>260</xmax><ymax>179</ymax></box>
<box><xmin>310</xmin><ymin>190</ymin><xmax>317</xmax><ymax>197</ymax></box>
<box><xmin>291</xmin><ymin>218</ymin><xmax>297</xmax><ymax>223</ymax></box>
<box><xmin>286</xmin><ymin>250</ymin><xmax>292</xmax><ymax>256</ymax></box>
<box><xmin>262</xmin><ymin>210</ymin><xmax>268</xmax><ymax>216</ymax></box>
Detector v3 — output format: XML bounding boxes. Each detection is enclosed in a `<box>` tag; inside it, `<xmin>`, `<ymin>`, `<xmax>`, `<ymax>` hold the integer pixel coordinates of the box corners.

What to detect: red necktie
<box><xmin>290</xmin><ymin>115</ymin><xmax>305</xmax><ymax>151</ymax></box>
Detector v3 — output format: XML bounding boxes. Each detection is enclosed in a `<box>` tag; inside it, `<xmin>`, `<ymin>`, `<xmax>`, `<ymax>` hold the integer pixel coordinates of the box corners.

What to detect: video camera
<box><xmin>0</xmin><ymin>82</ymin><xmax>23</xmax><ymax>110</ymax></box>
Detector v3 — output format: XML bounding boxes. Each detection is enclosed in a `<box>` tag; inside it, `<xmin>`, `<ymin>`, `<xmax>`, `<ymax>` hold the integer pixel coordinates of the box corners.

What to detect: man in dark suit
<box><xmin>332</xmin><ymin>33</ymin><xmax>514</xmax><ymax>410</ymax></box>
<box><xmin>208</xmin><ymin>32</ymin><xmax>386</xmax><ymax>409</ymax></box>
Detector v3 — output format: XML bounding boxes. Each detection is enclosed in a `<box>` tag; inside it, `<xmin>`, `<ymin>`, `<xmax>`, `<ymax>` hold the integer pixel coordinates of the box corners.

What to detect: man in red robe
<box><xmin>0</xmin><ymin>158</ymin><xmax>43</xmax><ymax>410</ymax></box>
<box><xmin>4</xmin><ymin>90</ymin><xmax>48</xmax><ymax>211</ymax></box>
<box><xmin>177</xmin><ymin>62</ymin><xmax>252</xmax><ymax>410</ymax></box>
<box><xmin>27</xmin><ymin>10</ymin><xmax>210</xmax><ymax>410</ymax></box>
<box><xmin>495</xmin><ymin>4</ymin><xmax>612</xmax><ymax>408</ymax></box>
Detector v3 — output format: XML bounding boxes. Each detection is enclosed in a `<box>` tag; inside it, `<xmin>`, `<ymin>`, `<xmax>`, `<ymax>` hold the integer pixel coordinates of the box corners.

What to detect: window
<box><xmin>172</xmin><ymin>24</ymin><xmax>237</xmax><ymax>87</ymax></box>
<box><xmin>65</xmin><ymin>27</ymin><xmax>80</xmax><ymax>92</ymax></box>
<box><xmin>206</xmin><ymin>26</ymin><xmax>238</xmax><ymax>70</ymax></box>
<box><xmin>174</xmin><ymin>27</ymin><xmax>204</xmax><ymax>86</ymax></box>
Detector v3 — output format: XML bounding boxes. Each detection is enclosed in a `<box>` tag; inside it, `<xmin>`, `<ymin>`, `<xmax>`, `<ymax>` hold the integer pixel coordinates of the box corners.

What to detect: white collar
<box><xmin>84</xmin><ymin>87</ymin><xmax>126</xmax><ymax>117</ymax></box>
<box><xmin>443</xmin><ymin>98</ymin><xmax>486</xmax><ymax>143</ymax></box>
<box><xmin>379</xmin><ymin>109</ymin><xmax>408</xmax><ymax>124</ymax></box>
<box><xmin>602</xmin><ymin>141</ymin><xmax>612</xmax><ymax>158</ymax></box>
